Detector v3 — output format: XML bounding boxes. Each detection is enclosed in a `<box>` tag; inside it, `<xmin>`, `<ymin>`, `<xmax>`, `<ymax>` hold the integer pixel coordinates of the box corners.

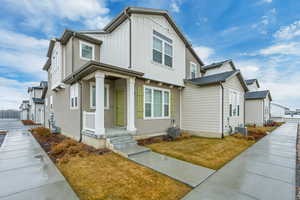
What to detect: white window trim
<box><xmin>70</xmin><ymin>83</ymin><xmax>79</xmax><ymax>110</ymax></box>
<box><xmin>79</xmin><ymin>40</ymin><xmax>95</xmax><ymax>61</ymax></box>
<box><xmin>229</xmin><ymin>89</ymin><xmax>240</xmax><ymax>117</ymax></box>
<box><xmin>143</xmin><ymin>85</ymin><xmax>171</xmax><ymax>120</ymax></box>
<box><xmin>152</xmin><ymin>31</ymin><xmax>173</xmax><ymax>68</ymax></box>
<box><xmin>190</xmin><ymin>62</ymin><xmax>197</xmax><ymax>79</ymax></box>
<box><xmin>89</xmin><ymin>82</ymin><xmax>109</xmax><ymax>110</ymax></box>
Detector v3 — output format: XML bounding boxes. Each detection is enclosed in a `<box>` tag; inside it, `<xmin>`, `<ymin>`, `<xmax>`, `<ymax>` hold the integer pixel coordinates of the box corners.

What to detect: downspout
<box><xmin>263</xmin><ymin>100</ymin><xmax>265</xmax><ymax>125</ymax></box>
<box><xmin>71</xmin><ymin>35</ymin><xmax>75</xmax><ymax>73</ymax></box>
<box><xmin>79</xmin><ymin>81</ymin><xmax>83</xmax><ymax>142</ymax></box>
<box><xmin>244</xmin><ymin>94</ymin><xmax>246</xmax><ymax>127</ymax></box>
<box><xmin>220</xmin><ymin>82</ymin><xmax>224</xmax><ymax>139</ymax></box>
<box><xmin>124</xmin><ymin>9</ymin><xmax>132</xmax><ymax>68</ymax></box>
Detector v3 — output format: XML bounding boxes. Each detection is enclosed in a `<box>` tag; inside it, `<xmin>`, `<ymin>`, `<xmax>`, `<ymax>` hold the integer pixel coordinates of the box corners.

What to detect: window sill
<box><xmin>90</xmin><ymin>107</ymin><xmax>110</xmax><ymax>110</ymax></box>
<box><xmin>143</xmin><ymin>117</ymin><xmax>171</xmax><ymax>120</ymax></box>
<box><xmin>151</xmin><ymin>60</ymin><xmax>174</xmax><ymax>71</ymax></box>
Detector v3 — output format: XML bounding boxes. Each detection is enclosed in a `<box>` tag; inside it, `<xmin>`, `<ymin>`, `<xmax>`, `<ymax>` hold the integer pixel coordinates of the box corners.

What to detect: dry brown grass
<box><xmin>22</xmin><ymin>120</ymin><xmax>37</xmax><ymax>125</ymax></box>
<box><xmin>147</xmin><ymin>136</ymin><xmax>255</xmax><ymax>170</ymax></box>
<box><xmin>31</xmin><ymin>127</ymin><xmax>51</xmax><ymax>137</ymax></box>
<box><xmin>58</xmin><ymin>153</ymin><xmax>191</xmax><ymax>200</ymax></box>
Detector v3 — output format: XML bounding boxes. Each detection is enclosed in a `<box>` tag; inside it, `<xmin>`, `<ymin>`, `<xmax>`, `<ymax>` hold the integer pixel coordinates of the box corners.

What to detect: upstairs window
<box><xmin>70</xmin><ymin>83</ymin><xmax>79</xmax><ymax>109</ymax></box>
<box><xmin>80</xmin><ymin>41</ymin><xmax>94</xmax><ymax>60</ymax></box>
<box><xmin>190</xmin><ymin>62</ymin><xmax>197</xmax><ymax>79</ymax></box>
<box><xmin>152</xmin><ymin>30</ymin><xmax>173</xmax><ymax>67</ymax></box>
<box><xmin>50</xmin><ymin>96</ymin><xmax>53</xmax><ymax>109</ymax></box>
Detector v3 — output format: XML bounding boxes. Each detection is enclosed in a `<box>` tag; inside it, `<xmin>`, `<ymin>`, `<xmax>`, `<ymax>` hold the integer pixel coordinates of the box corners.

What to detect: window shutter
<box><xmin>237</xmin><ymin>105</ymin><xmax>240</xmax><ymax>116</ymax></box>
<box><xmin>171</xmin><ymin>91</ymin><xmax>175</xmax><ymax>118</ymax></box>
<box><xmin>229</xmin><ymin>104</ymin><xmax>232</xmax><ymax>117</ymax></box>
<box><xmin>137</xmin><ymin>86</ymin><xmax>144</xmax><ymax>119</ymax></box>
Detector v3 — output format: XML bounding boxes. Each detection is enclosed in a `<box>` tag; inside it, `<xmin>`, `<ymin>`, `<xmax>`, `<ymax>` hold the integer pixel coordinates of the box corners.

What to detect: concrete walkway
<box><xmin>183</xmin><ymin>123</ymin><xmax>297</xmax><ymax>200</ymax></box>
<box><xmin>130</xmin><ymin>151</ymin><xmax>215</xmax><ymax>187</ymax></box>
<box><xmin>0</xmin><ymin>120</ymin><xmax>79</xmax><ymax>200</ymax></box>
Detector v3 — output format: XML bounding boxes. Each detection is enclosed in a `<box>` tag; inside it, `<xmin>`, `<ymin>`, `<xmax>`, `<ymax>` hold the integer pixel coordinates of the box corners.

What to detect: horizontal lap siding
<box><xmin>182</xmin><ymin>84</ymin><xmax>220</xmax><ymax>134</ymax></box>
<box><xmin>245</xmin><ymin>99</ymin><xmax>263</xmax><ymax>126</ymax></box>
<box><xmin>223</xmin><ymin>76</ymin><xmax>245</xmax><ymax>133</ymax></box>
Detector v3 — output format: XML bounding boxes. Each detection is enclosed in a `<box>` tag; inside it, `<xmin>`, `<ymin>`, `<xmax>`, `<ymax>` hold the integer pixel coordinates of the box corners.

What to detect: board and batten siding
<box><xmin>245</xmin><ymin>99</ymin><xmax>264</xmax><ymax>126</ymax></box>
<box><xmin>87</xmin><ymin>20</ymin><xmax>130</xmax><ymax>69</ymax></box>
<box><xmin>223</xmin><ymin>75</ymin><xmax>245</xmax><ymax>134</ymax></box>
<box><xmin>204</xmin><ymin>63</ymin><xmax>234</xmax><ymax>76</ymax></box>
<box><xmin>181</xmin><ymin>84</ymin><xmax>221</xmax><ymax>137</ymax></box>
<box><xmin>131</xmin><ymin>14</ymin><xmax>186</xmax><ymax>86</ymax></box>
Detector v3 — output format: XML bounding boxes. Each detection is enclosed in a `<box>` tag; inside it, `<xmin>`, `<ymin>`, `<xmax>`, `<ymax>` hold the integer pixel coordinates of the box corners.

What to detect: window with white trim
<box><xmin>144</xmin><ymin>86</ymin><xmax>170</xmax><ymax>119</ymax></box>
<box><xmin>190</xmin><ymin>62</ymin><xmax>197</xmax><ymax>79</ymax></box>
<box><xmin>50</xmin><ymin>95</ymin><xmax>53</xmax><ymax>109</ymax></box>
<box><xmin>45</xmin><ymin>98</ymin><xmax>48</xmax><ymax>107</ymax></box>
<box><xmin>90</xmin><ymin>83</ymin><xmax>109</xmax><ymax>109</ymax></box>
<box><xmin>229</xmin><ymin>90</ymin><xmax>240</xmax><ymax>117</ymax></box>
<box><xmin>70</xmin><ymin>83</ymin><xmax>79</xmax><ymax>109</ymax></box>
<box><xmin>80</xmin><ymin>41</ymin><xmax>94</xmax><ymax>60</ymax></box>
<box><xmin>152</xmin><ymin>30</ymin><xmax>173</xmax><ymax>67</ymax></box>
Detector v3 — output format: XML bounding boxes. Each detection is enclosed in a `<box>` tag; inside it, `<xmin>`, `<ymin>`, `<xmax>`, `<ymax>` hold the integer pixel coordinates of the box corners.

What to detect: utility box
<box><xmin>235</xmin><ymin>127</ymin><xmax>248</xmax><ymax>136</ymax></box>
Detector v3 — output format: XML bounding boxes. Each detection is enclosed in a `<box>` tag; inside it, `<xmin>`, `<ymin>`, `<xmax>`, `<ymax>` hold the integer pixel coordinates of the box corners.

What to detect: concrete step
<box><xmin>113</xmin><ymin>141</ymin><xmax>137</xmax><ymax>149</ymax></box>
<box><xmin>115</xmin><ymin>144</ymin><xmax>151</xmax><ymax>157</ymax></box>
<box><xmin>108</xmin><ymin>136</ymin><xmax>133</xmax><ymax>143</ymax></box>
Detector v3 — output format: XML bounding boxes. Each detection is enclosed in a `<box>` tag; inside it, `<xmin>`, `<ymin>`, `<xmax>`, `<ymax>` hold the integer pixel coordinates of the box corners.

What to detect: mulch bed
<box><xmin>296</xmin><ymin>125</ymin><xmax>300</xmax><ymax>199</ymax></box>
<box><xmin>31</xmin><ymin>127</ymin><xmax>110</xmax><ymax>163</ymax></box>
<box><xmin>22</xmin><ymin>120</ymin><xmax>39</xmax><ymax>126</ymax></box>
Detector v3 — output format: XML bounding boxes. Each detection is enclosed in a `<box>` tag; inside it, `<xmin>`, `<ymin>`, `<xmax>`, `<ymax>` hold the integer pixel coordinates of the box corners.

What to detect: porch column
<box><xmin>127</xmin><ymin>77</ymin><xmax>136</xmax><ymax>132</ymax></box>
<box><xmin>95</xmin><ymin>71</ymin><xmax>105</xmax><ymax>136</ymax></box>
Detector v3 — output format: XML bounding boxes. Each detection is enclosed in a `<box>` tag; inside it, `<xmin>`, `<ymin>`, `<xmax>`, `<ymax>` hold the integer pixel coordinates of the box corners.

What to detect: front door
<box><xmin>115</xmin><ymin>88</ymin><xmax>125</xmax><ymax>127</ymax></box>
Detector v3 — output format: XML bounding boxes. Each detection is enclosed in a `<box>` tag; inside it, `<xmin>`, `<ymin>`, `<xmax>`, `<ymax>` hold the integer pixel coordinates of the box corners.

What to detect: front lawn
<box><xmin>31</xmin><ymin>127</ymin><xmax>191</xmax><ymax>200</ymax></box>
<box><xmin>145</xmin><ymin>136</ymin><xmax>254</xmax><ymax>170</ymax></box>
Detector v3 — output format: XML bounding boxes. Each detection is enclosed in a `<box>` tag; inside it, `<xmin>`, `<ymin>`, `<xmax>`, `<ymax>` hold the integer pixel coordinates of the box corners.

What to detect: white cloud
<box><xmin>0</xmin><ymin>77</ymin><xmax>39</xmax><ymax>110</ymax></box>
<box><xmin>251</xmin><ymin>8</ymin><xmax>276</xmax><ymax>35</ymax></box>
<box><xmin>3</xmin><ymin>0</ymin><xmax>111</xmax><ymax>32</ymax></box>
<box><xmin>85</xmin><ymin>16</ymin><xmax>111</xmax><ymax>29</ymax></box>
<box><xmin>0</xmin><ymin>29</ymin><xmax>47</xmax><ymax>77</ymax></box>
<box><xmin>263</xmin><ymin>0</ymin><xmax>272</xmax><ymax>3</ymax></box>
<box><xmin>235</xmin><ymin>60</ymin><xmax>261</xmax><ymax>78</ymax></box>
<box><xmin>274</xmin><ymin>20</ymin><xmax>300</xmax><ymax>40</ymax></box>
<box><xmin>170</xmin><ymin>1</ymin><xmax>180</xmax><ymax>13</ymax></box>
<box><xmin>259</xmin><ymin>42</ymin><xmax>300</xmax><ymax>56</ymax></box>
<box><xmin>194</xmin><ymin>46</ymin><xmax>215</xmax><ymax>64</ymax></box>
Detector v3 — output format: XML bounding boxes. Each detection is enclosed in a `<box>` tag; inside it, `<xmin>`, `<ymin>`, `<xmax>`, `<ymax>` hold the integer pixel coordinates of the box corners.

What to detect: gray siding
<box><xmin>135</xmin><ymin>78</ymin><xmax>181</xmax><ymax>136</ymax></box>
<box><xmin>181</xmin><ymin>83</ymin><xmax>221</xmax><ymax>137</ymax></box>
<box><xmin>223</xmin><ymin>75</ymin><xmax>245</xmax><ymax>134</ymax></box>
<box><xmin>245</xmin><ymin>99</ymin><xmax>264</xmax><ymax>126</ymax></box>
<box><xmin>185</xmin><ymin>47</ymin><xmax>202</xmax><ymax>79</ymax></box>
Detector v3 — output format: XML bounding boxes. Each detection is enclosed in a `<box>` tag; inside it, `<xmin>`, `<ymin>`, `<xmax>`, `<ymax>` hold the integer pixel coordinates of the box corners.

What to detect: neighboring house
<box><xmin>245</xmin><ymin>79</ymin><xmax>272</xmax><ymax>126</ymax></box>
<box><xmin>43</xmin><ymin>7</ymin><xmax>204</xmax><ymax>148</ymax></box>
<box><xmin>19</xmin><ymin>100</ymin><xmax>30</xmax><ymax>120</ymax></box>
<box><xmin>271</xmin><ymin>103</ymin><xmax>289</xmax><ymax>120</ymax></box>
<box><xmin>182</xmin><ymin>70</ymin><xmax>248</xmax><ymax>138</ymax></box>
<box><xmin>28</xmin><ymin>81</ymin><xmax>47</xmax><ymax>124</ymax></box>
<box><xmin>203</xmin><ymin>60</ymin><xmax>236</xmax><ymax>76</ymax></box>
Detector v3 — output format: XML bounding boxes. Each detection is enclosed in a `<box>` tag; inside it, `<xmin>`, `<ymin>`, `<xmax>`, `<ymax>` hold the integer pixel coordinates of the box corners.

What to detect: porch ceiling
<box><xmin>63</xmin><ymin>61</ymin><xmax>144</xmax><ymax>84</ymax></box>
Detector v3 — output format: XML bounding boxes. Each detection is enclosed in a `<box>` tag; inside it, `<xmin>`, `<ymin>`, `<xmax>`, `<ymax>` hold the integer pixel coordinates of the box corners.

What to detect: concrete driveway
<box><xmin>182</xmin><ymin>123</ymin><xmax>297</xmax><ymax>200</ymax></box>
<box><xmin>0</xmin><ymin>120</ymin><xmax>78</xmax><ymax>200</ymax></box>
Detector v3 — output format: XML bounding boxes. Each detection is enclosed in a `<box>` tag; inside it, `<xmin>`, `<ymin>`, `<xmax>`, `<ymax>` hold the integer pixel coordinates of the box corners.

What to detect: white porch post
<box><xmin>95</xmin><ymin>71</ymin><xmax>105</xmax><ymax>136</ymax></box>
<box><xmin>127</xmin><ymin>77</ymin><xmax>136</xmax><ymax>132</ymax></box>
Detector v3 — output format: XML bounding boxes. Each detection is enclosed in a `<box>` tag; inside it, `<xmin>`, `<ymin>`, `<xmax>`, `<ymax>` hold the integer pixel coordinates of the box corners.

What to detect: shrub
<box><xmin>50</xmin><ymin>139</ymin><xmax>77</xmax><ymax>155</ymax></box>
<box><xmin>31</xmin><ymin>127</ymin><xmax>51</xmax><ymax>137</ymax></box>
<box><xmin>22</xmin><ymin>120</ymin><xmax>37</xmax><ymax>126</ymax></box>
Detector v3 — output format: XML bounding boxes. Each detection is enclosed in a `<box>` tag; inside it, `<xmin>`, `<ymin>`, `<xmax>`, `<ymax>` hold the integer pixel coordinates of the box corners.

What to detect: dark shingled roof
<box><xmin>245</xmin><ymin>79</ymin><xmax>257</xmax><ymax>85</ymax></box>
<box><xmin>32</xmin><ymin>98</ymin><xmax>44</xmax><ymax>104</ymax></box>
<box><xmin>203</xmin><ymin>60</ymin><xmax>233</xmax><ymax>70</ymax></box>
<box><xmin>245</xmin><ymin>90</ymin><xmax>271</xmax><ymax>100</ymax></box>
<box><xmin>186</xmin><ymin>70</ymin><xmax>237</xmax><ymax>86</ymax></box>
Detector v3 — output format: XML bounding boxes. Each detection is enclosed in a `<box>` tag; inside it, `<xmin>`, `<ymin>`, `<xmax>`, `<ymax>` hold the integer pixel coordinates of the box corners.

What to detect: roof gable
<box><xmin>245</xmin><ymin>79</ymin><xmax>260</xmax><ymax>88</ymax></box>
<box><xmin>245</xmin><ymin>90</ymin><xmax>272</xmax><ymax>101</ymax></box>
<box><xmin>203</xmin><ymin>60</ymin><xmax>236</xmax><ymax>71</ymax></box>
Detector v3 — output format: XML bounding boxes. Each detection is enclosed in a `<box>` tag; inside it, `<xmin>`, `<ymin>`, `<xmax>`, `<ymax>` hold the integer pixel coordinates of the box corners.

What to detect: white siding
<box><xmin>247</xmin><ymin>83</ymin><xmax>259</xmax><ymax>91</ymax></box>
<box><xmin>51</xmin><ymin>42</ymin><xmax>63</xmax><ymax>89</ymax></box>
<box><xmin>223</xmin><ymin>75</ymin><xmax>245</xmax><ymax>134</ymax></box>
<box><xmin>182</xmin><ymin>84</ymin><xmax>221</xmax><ymax>136</ymax></box>
<box><xmin>205</xmin><ymin>63</ymin><xmax>234</xmax><ymax>76</ymax></box>
<box><xmin>131</xmin><ymin>14</ymin><xmax>186</xmax><ymax>86</ymax></box>
<box><xmin>87</xmin><ymin>20</ymin><xmax>130</xmax><ymax>69</ymax></box>
<box><xmin>264</xmin><ymin>97</ymin><xmax>270</xmax><ymax>122</ymax></box>
<box><xmin>245</xmin><ymin>99</ymin><xmax>264</xmax><ymax>126</ymax></box>
<box><xmin>271</xmin><ymin>104</ymin><xmax>286</xmax><ymax>118</ymax></box>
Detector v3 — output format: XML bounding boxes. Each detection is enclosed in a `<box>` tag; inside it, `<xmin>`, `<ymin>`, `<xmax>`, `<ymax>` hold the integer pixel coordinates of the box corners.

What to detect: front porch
<box><xmin>81</xmin><ymin>70</ymin><xmax>136</xmax><ymax>139</ymax></box>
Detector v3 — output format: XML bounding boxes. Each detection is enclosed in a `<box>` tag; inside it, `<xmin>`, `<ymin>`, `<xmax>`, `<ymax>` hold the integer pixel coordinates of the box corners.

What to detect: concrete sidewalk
<box><xmin>0</xmin><ymin>120</ymin><xmax>78</xmax><ymax>200</ymax></box>
<box><xmin>183</xmin><ymin>123</ymin><xmax>297</xmax><ymax>200</ymax></box>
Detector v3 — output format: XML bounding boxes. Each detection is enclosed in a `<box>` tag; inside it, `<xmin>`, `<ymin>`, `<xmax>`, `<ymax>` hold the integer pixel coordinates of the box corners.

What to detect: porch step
<box><xmin>107</xmin><ymin>135</ymin><xmax>150</xmax><ymax>157</ymax></box>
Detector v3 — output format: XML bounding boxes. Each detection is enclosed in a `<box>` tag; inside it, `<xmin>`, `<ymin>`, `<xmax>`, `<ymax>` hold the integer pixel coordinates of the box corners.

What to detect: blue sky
<box><xmin>1</xmin><ymin>0</ymin><xmax>300</xmax><ymax>109</ymax></box>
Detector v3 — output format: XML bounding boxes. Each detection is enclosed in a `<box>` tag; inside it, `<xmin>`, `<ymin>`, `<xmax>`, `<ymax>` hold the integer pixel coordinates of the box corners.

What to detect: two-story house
<box><xmin>28</xmin><ymin>81</ymin><xmax>48</xmax><ymax>125</ymax></box>
<box><xmin>19</xmin><ymin>100</ymin><xmax>30</xmax><ymax>120</ymax></box>
<box><xmin>245</xmin><ymin>79</ymin><xmax>272</xmax><ymax>126</ymax></box>
<box><xmin>42</xmin><ymin>7</ymin><xmax>250</xmax><ymax>150</ymax></box>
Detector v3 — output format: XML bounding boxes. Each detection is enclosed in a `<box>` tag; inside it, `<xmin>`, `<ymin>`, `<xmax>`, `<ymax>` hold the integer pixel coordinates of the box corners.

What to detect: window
<box><xmin>152</xmin><ymin>30</ymin><xmax>173</xmax><ymax>67</ymax></box>
<box><xmin>229</xmin><ymin>90</ymin><xmax>240</xmax><ymax>117</ymax></box>
<box><xmin>45</xmin><ymin>98</ymin><xmax>48</xmax><ymax>107</ymax></box>
<box><xmin>144</xmin><ymin>86</ymin><xmax>170</xmax><ymax>119</ymax></box>
<box><xmin>80</xmin><ymin>41</ymin><xmax>94</xmax><ymax>60</ymax></box>
<box><xmin>50</xmin><ymin>96</ymin><xmax>52</xmax><ymax>109</ymax></box>
<box><xmin>70</xmin><ymin>83</ymin><xmax>79</xmax><ymax>109</ymax></box>
<box><xmin>190</xmin><ymin>62</ymin><xmax>197</xmax><ymax>79</ymax></box>
<box><xmin>90</xmin><ymin>83</ymin><xmax>109</xmax><ymax>109</ymax></box>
